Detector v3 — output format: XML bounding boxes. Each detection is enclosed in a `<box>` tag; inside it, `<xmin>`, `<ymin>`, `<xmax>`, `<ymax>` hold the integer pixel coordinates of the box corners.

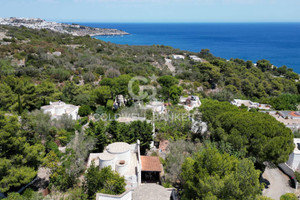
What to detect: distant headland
<box><xmin>0</xmin><ymin>17</ymin><xmax>129</xmax><ymax>36</ymax></box>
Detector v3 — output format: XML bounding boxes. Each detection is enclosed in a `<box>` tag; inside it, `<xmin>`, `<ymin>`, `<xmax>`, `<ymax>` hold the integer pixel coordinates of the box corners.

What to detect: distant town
<box><xmin>0</xmin><ymin>17</ymin><xmax>129</xmax><ymax>36</ymax></box>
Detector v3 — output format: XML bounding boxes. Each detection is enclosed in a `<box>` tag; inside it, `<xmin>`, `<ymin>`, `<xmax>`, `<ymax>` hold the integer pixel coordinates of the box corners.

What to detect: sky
<box><xmin>1</xmin><ymin>0</ymin><xmax>300</xmax><ymax>23</ymax></box>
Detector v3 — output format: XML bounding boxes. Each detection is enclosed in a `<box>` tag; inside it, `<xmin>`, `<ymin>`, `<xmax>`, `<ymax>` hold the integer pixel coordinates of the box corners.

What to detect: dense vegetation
<box><xmin>200</xmin><ymin>100</ymin><xmax>294</xmax><ymax>167</ymax></box>
<box><xmin>86</xmin><ymin>120</ymin><xmax>153</xmax><ymax>154</ymax></box>
<box><xmin>1</xmin><ymin>25</ymin><xmax>300</xmax><ymax>112</ymax></box>
<box><xmin>0</xmin><ymin>113</ymin><xmax>45</xmax><ymax>193</ymax></box>
<box><xmin>181</xmin><ymin>146</ymin><xmax>263</xmax><ymax>200</ymax></box>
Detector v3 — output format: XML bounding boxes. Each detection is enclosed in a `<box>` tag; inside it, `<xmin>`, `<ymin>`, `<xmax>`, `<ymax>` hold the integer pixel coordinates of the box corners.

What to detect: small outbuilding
<box><xmin>140</xmin><ymin>156</ymin><xmax>163</xmax><ymax>184</ymax></box>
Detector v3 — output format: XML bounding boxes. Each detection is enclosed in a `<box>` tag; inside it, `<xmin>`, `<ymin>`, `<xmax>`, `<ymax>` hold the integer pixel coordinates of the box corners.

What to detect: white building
<box><xmin>287</xmin><ymin>138</ymin><xmax>300</xmax><ymax>171</ymax></box>
<box><xmin>179</xmin><ymin>96</ymin><xmax>201</xmax><ymax>111</ymax></box>
<box><xmin>172</xmin><ymin>55</ymin><xmax>185</xmax><ymax>60</ymax></box>
<box><xmin>87</xmin><ymin>141</ymin><xmax>142</xmax><ymax>190</ymax></box>
<box><xmin>41</xmin><ymin>101</ymin><xmax>79</xmax><ymax>120</ymax></box>
<box><xmin>144</xmin><ymin>101</ymin><xmax>166</xmax><ymax>114</ymax></box>
<box><xmin>231</xmin><ymin>99</ymin><xmax>271</xmax><ymax>110</ymax></box>
<box><xmin>189</xmin><ymin>55</ymin><xmax>203</xmax><ymax>62</ymax></box>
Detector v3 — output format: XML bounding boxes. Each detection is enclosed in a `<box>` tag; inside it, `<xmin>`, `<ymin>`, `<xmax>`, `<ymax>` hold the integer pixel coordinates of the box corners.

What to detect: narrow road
<box><xmin>262</xmin><ymin>167</ymin><xmax>295</xmax><ymax>200</ymax></box>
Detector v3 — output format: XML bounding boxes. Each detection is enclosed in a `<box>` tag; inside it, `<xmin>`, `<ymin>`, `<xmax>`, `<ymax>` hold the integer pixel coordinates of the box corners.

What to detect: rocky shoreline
<box><xmin>0</xmin><ymin>17</ymin><xmax>129</xmax><ymax>36</ymax></box>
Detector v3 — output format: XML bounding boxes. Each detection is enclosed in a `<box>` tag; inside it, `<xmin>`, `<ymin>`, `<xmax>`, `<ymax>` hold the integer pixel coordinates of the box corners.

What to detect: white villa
<box><xmin>41</xmin><ymin>101</ymin><xmax>79</xmax><ymax>120</ymax></box>
<box><xmin>179</xmin><ymin>96</ymin><xmax>201</xmax><ymax>111</ymax></box>
<box><xmin>287</xmin><ymin>138</ymin><xmax>300</xmax><ymax>171</ymax></box>
<box><xmin>87</xmin><ymin>141</ymin><xmax>142</xmax><ymax>190</ymax></box>
<box><xmin>172</xmin><ymin>55</ymin><xmax>185</xmax><ymax>60</ymax></box>
<box><xmin>189</xmin><ymin>55</ymin><xmax>203</xmax><ymax>62</ymax></box>
<box><xmin>231</xmin><ymin>99</ymin><xmax>271</xmax><ymax>110</ymax></box>
<box><xmin>88</xmin><ymin>141</ymin><xmax>169</xmax><ymax>200</ymax></box>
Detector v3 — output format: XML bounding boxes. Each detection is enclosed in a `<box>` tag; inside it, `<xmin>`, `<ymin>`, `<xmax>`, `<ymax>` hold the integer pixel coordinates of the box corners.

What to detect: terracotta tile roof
<box><xmin>141</xmin><ymin>156</ymin><xmax>162</xmax><ymax>172</ymax></box>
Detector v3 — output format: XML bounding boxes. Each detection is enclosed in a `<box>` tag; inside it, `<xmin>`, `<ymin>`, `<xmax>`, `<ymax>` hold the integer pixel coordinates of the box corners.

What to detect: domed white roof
<box><xmin>98</xmin><ymin>152</ymin><xmax>116</xmax><ymax>161</ymax></box>
<box><xmin>106</xmin><ymin>142</ymin><xmax>130</xmax><ymax>154</ymax></box>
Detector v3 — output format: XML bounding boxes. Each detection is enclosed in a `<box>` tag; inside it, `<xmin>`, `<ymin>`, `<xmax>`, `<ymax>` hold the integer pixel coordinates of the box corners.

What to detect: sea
<box><xmin>77</xmin><ymin>23</ymin><xmax>300</xmax><ymax>73</ymax></box>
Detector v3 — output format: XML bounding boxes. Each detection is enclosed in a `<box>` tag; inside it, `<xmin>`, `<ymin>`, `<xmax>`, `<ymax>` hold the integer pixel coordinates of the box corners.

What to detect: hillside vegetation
<box><xmin>0</xmin><ymin>25</ymin><xmax>298</xmax><ymax>199</ymax></box>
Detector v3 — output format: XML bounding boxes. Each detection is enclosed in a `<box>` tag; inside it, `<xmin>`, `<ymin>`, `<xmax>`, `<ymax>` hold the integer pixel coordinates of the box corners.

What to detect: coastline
<box><xmin>0</xmin><ymin>18</ymin><xmax>130</xmax><ymax>37</ymax></box>
<box><xmin>90</xmin><ymin>22</ymin><xmax>300</xmax><ymax>73</ymax></box>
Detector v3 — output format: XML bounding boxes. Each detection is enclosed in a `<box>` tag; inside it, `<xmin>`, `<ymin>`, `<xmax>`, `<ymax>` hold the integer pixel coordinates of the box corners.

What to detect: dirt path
<box><xmin>0</xmin><ymin>31</ymin><xmax>7</xmax><ymax>40</ymax></box>
<box><xmin>165</xmin><ymin>58</ymin><xmax>175</xmax><ymax>73</ymax></box>
<box><xmin>262</xmin><ymin>167</ymin><xmax>295</xmax><ymax>200</ymax></box>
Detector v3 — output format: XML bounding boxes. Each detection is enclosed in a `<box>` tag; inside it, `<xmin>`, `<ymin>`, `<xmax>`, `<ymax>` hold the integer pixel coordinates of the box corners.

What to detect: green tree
<box><xmin>181</xmin><ymin>146</ymin><xmax>263</xmax><ymax>200</ymax></box>
<box><xmin>49</xmin><ymin>132</ymin><xmax>96</xmax><ymax>192</ymax></box>
<box><xmin>200</xmin><ymin>100</ymin><xmax>294</xmax><ymax>166</ymax></box>
<box><xmin>92</xmin><ymin>86</ymin><xmax>112</xmax><ymax>105</ymax></box>
<box><xmin>129</xmin><ymin>121</ymin><xmax>153</xmax><ymax>154</ymax></box>
<box><xmin>83</xmin><ymin>71</ymin><xmax>96</xmax><ymax>83</ymax></box>
<box><xmin>0</xmin><ymin>113</ymin><xmax>45</xmax><ymax>193</ymax></box>
<box><xmin>169</xmin><ymin>85</ymin><xmax>183</xmax><ymax>104</ymax></box>
<box><xmin>35</xmin><ymin>80</ymin><xmax>60</xmax><ymax>107</ymax></box>
<box><xmin>78</xmin><ymin>105</ymin><xmax>92</xmax><ymax>117</ymax></box>
<box><xmin>261</xmin><ymin>94</ymin><xmax>300</xmax><ymax>110</ymax></box>
<box><xmin>106</xmin><ymin>99</ymin><xmax>114</xmax><ymax>110</ymax></box>
<box><xmin>86</xmin><ymin>120</ymin><xmax>108</xmax><ymax>152</ymax></box>
<box><xmin>62</xmin><ymin>81</ymin><xmax>79</xmax><ymax>104</ymax></box>
<box><xmin>65</xmin><ymin>187</ymin><xmax>88</xmax><ymax>200</ymax></box>
<box><xmin>257</xmin><ymin>59</ymin><xmax>272</xmax><ymax>72</ymax></box>
<box><xmin>115</xmin><ymin>74</ymin><xmax>132</xmax><ymax>96</ymax></box>
<box><xmin>85</xmin><ymin>164</ymin><xmax>126</xmax><ymax>199</ymax></box>
<box><xmin>158</xmin><ymin>75</ymin><xmax>179</xmax><ymax>101</ymax></box>
<box><xmin>165</xmin><ymin>140</ymin><xmax>201</xmax><ymax>183</ymax></box>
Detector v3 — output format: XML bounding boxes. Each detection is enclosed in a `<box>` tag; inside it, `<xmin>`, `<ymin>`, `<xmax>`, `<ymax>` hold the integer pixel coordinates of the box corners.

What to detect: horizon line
<box><xmin>59</xmin><ymin>21</ymin><xmax>300</xmax><ymax>24</ymax></box>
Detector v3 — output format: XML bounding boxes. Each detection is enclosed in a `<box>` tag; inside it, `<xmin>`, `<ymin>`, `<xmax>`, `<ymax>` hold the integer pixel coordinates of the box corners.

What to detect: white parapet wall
<box><xmin>287</xmin><ymin>138</ymin><xmax>300</xmax><ymax>171</ymax></box>
<box><xmin>96</xmin><ymin>190</ymin><xmax>132</xmax><ymax>200</ymax></box>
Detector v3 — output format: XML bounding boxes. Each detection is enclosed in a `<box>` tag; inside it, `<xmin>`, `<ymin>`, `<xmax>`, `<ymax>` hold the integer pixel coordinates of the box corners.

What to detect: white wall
<box><xmin>287</xmin><ymin>152</ymin><xmax>300</xmax><ymax>170</ymax></box>
<box><xmin>96</xmin><ymin>190</ymin><xmax>132</xmax><ymax>200</ymax></box>
<box><xmin>100</xmin><ymin>156</ymin><xmax>117</xmax><ymax>171</ymax></box>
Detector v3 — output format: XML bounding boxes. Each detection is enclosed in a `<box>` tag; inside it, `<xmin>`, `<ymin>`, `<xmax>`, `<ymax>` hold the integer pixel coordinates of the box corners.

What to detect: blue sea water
<box><xmin>78</xmin><ymin>23</ymin><xmax>300</xmax><ymax>73</ymax></box>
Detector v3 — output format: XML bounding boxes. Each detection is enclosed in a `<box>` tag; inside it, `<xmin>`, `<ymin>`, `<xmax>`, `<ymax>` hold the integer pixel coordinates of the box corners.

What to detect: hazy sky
<box><xmin>1</xmin><ymin>0</ymin><xmax>300</xmax><ymax>22</ymax></box>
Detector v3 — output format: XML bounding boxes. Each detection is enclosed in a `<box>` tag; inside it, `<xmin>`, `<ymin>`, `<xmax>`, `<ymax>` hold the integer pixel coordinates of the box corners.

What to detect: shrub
<box><xmin>83</xmin><ymin>72</ymin><xmax>96</xmax><ymax>83</ymax></box>
<box><xmin>80</xmin><ymin>116</ymin><xmax>89</xmax><ymax>125</ymax></box>
<box><xmin>85</xmin><ymin>165</ymin><xmax>126</xmax><ymax>199</ymax></box>
<box><xmin>162</xmin><ymin>182</ymin><xmax>173</xmax><ymax>188</ymax></box>
<box><xmin>79</xmin><ymin>105</ymin><xmax>92</xmax><ymax>117</ymax></box>
<box><xmin>294</xmin><ymin>171</ymin><xmax>300</xmax><ymax>182</ymax></box>
<box><xmin>106</xmin><ymin>99</ymin><xmax>114</xmax><ymax>110</ymax></box>
<box><xmin>95</xmin><ymin>106</ymin><xmax>105</xmax><ymax>116</ymax></box>
<box><xmin>280</xmin><ymin>193</ymin><xmax>298</xmax><ymax>200</ymax></box>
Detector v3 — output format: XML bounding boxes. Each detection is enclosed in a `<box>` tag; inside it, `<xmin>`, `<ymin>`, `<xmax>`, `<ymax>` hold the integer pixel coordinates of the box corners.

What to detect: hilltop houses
<box><xmin>268</xmin><ymin>111</ymin><xmax>300</xmax><ymax>131</ymax></box>
<box><xmin>41</xmin><ymin>101</ymin><xmax>79</xmax><ymax>120</ymax></box>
